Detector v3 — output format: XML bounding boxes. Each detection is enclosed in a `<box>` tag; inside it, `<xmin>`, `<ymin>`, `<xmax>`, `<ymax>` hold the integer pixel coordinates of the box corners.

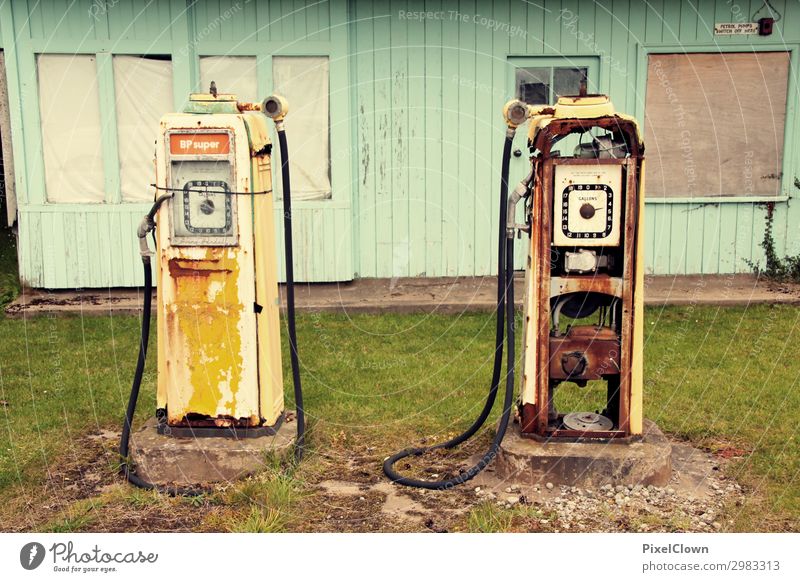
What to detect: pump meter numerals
<box><xmin>182</xmin><ymin>180</ymin><xmax>233</xmax><ymax>235</ymax></box>
<box><xmin>560</xmin><ymin>184</ymin><xmax>613</xmax><ymax>239</ymax></box>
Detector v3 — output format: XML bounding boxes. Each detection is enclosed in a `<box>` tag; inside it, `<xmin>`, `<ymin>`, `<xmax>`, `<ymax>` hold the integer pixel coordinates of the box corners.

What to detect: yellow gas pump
<box><xmin>119</xmin><ymin>92</ymin><xmax>303</xmax><ymax>493</ymax></box>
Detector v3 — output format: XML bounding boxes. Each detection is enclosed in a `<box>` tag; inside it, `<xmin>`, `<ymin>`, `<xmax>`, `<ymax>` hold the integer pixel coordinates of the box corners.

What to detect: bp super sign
<box><xmin>169</xmin><ymin>133</ymin><xmax>231</xmax><ymax>155</ymax></box>
<box><xmin>553</xmin><ymin>164</ymin><xmax>622</xmax><ymax>247</ymax></box>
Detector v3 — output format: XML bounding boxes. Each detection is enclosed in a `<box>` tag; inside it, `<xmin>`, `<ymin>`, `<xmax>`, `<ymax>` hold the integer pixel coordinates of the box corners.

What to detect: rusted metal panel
<box><xmin>549</xmin><ymin>326</ymin><xmax>620</xmax><ymax>381</ymax></box>
<box><xmin>550</xmin><ymin>275</ymin><xmax>623</xmax><ymax>299</ymax></box>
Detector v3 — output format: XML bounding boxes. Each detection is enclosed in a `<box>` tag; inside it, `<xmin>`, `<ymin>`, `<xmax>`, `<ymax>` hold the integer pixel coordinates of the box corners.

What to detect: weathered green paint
<box><xmin>2</xmin><ymin>0</ymin><xmax>799</xmax><ymax>288</ymax></box>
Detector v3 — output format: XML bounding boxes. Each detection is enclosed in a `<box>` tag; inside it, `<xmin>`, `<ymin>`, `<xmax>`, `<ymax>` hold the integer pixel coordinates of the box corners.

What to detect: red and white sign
<box><xmin>169</xmin><ymin>133</ymin><xmax>230</xmax><ymax>155</ymax></box>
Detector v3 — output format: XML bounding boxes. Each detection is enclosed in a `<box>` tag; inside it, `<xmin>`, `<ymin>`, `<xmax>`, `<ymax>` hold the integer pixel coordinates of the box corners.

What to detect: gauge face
<box><xmin>553</xmin><ymin>164</ymin><xmax>622</xmax><ymax>247</ymax></box>
<box><xmin>182</xmin><ymin>180</ymin><xmax>232</xmax><ymax>235</ymax></box>
<box><xmin>561</xmin><ymin>184</ymin><xmax>613</xmax><ymax>239</ymax></box>
<box><xmin>169</xmin><ymin>157</ymin><xmax>238</xmax><ymax>246</ymax></box>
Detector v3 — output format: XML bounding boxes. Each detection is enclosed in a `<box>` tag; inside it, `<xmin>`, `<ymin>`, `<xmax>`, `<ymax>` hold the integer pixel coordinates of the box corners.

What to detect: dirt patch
<box><xmin>3</xmin><ymin>428</ymin><xmax>751</xmax><ymax>533</ymax></box>
<box><xmin>1</xmin><ymin>430</ymin><xmax>121</xmax><ymax>532</ymax></box>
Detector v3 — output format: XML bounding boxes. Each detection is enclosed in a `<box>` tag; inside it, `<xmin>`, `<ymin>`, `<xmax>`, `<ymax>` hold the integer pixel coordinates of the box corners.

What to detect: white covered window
<box><xmin>114</xmin><ymin>55</ymin><xmax>174</xmax><ymax>202</ymax></box>
<box><xmin>273</xmin><ymin>56</ymin><xmax>331</xmax><ymax>201</ymax></box>
<box><xmin>38</xmin><ymin>54</ymin><xmax>105</xmax><ymax>203</ymax></box>
<box><xmin>199</xmin><ymin>56</ymin><xmax>258</xmax><ymax>102</ymax></box>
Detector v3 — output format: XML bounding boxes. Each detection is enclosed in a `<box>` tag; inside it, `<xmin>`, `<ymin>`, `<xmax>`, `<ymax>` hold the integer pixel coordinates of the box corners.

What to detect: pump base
<box><xmin>129</xmin><ymin>414</ymin><xmax>296</xmax><ymax>486</ymax></box>
<box><xmin>495</xmin><ymin>419</ymin><xmax>672</xmax><ymax>487</ymax></box>
<box><xmin>156</xmin><ymin>413</ymin><xmax>284</xmax><ymax>438</ymax></box>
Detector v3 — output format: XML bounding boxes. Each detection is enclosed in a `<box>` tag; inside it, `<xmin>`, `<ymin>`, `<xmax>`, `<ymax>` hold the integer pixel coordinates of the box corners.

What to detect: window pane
<box><xmin>516</xmin><ymin>67</ymin><xmax>549</xmax><ymax>105</ymax></box>
<box><xmin>199</xmin><ymin>56</ymin><xmax>258</xmax><ymax>103</ymax></box>
<box><xmin>114</xmin><ymin>56</ymin><xmax>174</xmax><ymax>202</ymax></box>
<box><xmin>553</xmin><ymin>67</ymin><xmax>587</xmax><ymax>98</ymax></box>
<box><xmin>273</xmin><ymin>56</ymin><xmax>331</xmax><ymax>201</ymax></box>
<box><xmin>38</xmin><ymin>55</ymin><xmax>104</xmax><ymax>203</ymax></box>
<box><xmin>645</xmin><ymin>52</ymin><xmax>789</xmax><ymax>197</ymax></box>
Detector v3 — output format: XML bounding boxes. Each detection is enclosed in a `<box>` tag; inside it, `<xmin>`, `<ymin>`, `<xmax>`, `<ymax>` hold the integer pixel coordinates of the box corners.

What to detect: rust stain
<box><xmin>165</xmin><ymin>247</ymin><xmax>245</xmax><ymax>422</ymax></box>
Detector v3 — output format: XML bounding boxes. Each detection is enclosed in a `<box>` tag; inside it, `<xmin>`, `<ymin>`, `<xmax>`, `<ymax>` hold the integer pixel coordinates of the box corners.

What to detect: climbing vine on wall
<box><xmin>750</xmin><ymin>202</ymin><xmax>800</xmax><ymax>282</ymax></box>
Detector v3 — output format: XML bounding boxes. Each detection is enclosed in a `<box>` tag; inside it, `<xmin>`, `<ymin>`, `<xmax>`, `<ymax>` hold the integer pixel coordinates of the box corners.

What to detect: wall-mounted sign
<box><xmin>714</xmin><ymin>22</ymin><xmax>759</xmax><ymax>35</ymax></box>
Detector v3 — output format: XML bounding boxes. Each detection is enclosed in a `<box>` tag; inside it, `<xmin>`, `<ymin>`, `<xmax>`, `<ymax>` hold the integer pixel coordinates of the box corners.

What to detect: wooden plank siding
<box><xmin>2</xmin><ymin>0</ymin><xmax>798</xmax><ymax>288</ymax></box>
<box><xmin>6</xmin><ymin>0</ymin><xmax>353</xmax><ymax>287</ymax></box>
<box><xmin>352</xmin><ymin>0</ymin><xmax>797</xmax><ymax>278</ymax></box>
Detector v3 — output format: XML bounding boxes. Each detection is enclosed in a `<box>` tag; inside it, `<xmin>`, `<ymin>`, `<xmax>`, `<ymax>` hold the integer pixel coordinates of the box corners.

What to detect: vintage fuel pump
<box><xmin>119</xmin><ymin>91</ymin><xmax>304</xmax><ymax>493</ymax></box>
<box><xmin>384</xmin><ymin>93</ymin><xmax>645</xmax><ymax>489</ymax></box>
<box><xmin>516</xmin><ymin>94</ymin><xmax>645</xmax><ymax>440</ymax></box>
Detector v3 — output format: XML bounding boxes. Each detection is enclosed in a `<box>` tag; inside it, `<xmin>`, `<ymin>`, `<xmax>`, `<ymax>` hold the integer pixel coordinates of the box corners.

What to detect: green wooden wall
<box><xmin>351</xmin><ymin>0</ymin><xmax>799</xmax><ymax>278</ymax></box>
<box><xmin>2</xmin><ymin>0</ymin><xmax>353</xmax><ymax>287</ymax></box>
<box><xmin>1</xmin><ymin>0</ymin><xmax>798</xmax><ymax>288</ymax></box>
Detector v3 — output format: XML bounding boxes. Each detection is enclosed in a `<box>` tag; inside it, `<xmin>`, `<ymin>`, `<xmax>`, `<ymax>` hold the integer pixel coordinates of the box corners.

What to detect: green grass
<box><xmin>0</xmin><ymin>304</ymin><xmax>798</xmax><ymax>531</ymax></box>
<box><xmin>0</xmin><ymin>224</ymin><xmax>19</xmax><ymax>308</ymax></box>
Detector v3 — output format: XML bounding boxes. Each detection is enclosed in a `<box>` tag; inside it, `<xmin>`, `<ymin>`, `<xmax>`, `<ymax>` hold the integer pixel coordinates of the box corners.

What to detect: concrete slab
<box><xmin>130</xmin><ymin>416</ymin><xmax>296</xmax><ymax>487</ymax></box>
<box><xmin>495</xmin><ymin>419</ymin><xmax>672</xmax><ymax>487</ymax></box>
<box><xmin>6</xmin><ymin>273</ymin><xmax>800</xmax><ymax>318</ymax></box>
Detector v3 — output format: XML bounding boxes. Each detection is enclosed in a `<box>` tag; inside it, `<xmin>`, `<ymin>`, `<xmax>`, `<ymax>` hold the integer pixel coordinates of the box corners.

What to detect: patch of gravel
<box><xmin>473</xmin><ymin>476</ymin><xmax>745</xmax><ymax>532</ymax></box>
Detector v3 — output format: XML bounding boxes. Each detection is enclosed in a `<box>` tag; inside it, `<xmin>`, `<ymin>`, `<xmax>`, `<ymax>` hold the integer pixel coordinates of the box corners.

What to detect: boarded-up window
<box><xmin>644</xmin><ymin>52</ymin><xmax>789</xmax><ymax>198</ymax></box>
<box><xmin>114</xmin><ymin>55</ymin><xmax>173</xmax><ymax>202</ymax></box>
<box><xmin>273</xmin><ymin>56</ymin><xmax>331</xmax><ymax>201</ymax></box>
<box><xmin>199</xmin><ymin>56</ymin><xmax>258</xmax><ymax>102</ymax></box>
<box><xmin>38</xmin><ymin>55</ymin><xmax>105</xmax><ymax>203</ymax></box>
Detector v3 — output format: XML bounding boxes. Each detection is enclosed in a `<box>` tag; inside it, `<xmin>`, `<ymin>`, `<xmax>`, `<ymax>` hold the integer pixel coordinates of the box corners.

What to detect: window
<box><xmin>273</xmin><ymin>56</ymin><xmax>331</xmax><ymax>201</ymax></box>
<box><xmin>199</xmin><ymin>56</ymin><xmax>258</xmax><ymax>102</ymax></box>
<box><xmin>114</xmin><ymin>55</ymin><xmax>173</xmax><ymax>202</ymax></box>
<box><xmin>38</xmin><ymin>54</ymin><xmax>105</xmax><ymax>203</ymax></box>
<box><xmin>644</xmin><ymin>52</ymin><xmax>789</xmax><ymax>198</ymax></box>
<box><xmin>515</xmin><ymin>66</ymin><xmax>588</xmax><ymax>105</ymax></box>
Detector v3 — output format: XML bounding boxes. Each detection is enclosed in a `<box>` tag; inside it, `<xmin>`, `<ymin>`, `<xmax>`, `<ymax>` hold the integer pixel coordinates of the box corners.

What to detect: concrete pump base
<box><xmin>495</xmin><ymin>419</ymin><xmax>672</xmax><ymax>487</ymax></box>
<box><xmin>129</xmin><ymin>414</ymin><xmax>296</xmax><ymax>486</ymax></box>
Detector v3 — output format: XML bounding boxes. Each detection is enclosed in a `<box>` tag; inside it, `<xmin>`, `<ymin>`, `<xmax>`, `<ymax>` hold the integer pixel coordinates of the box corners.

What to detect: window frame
<box><xmin>506</xmin><ymin>56</ymin><xmax>602</xmax><ymax>105</ymax></box>
<box><xmin>637</xmin><ymin>43</ymin><xmax>797</xmax><ymax>204</ymax></box>
<box><xmin>32</xmin><ymin>49</ymin><xmax>178</xmax><ymax>206</ymax></box>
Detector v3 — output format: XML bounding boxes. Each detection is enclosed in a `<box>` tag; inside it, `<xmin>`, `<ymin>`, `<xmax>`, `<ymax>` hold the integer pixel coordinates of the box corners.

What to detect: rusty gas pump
<box><xmin>515</xmin><ymin>94</ymin><xmax>645</xmax><ymax>440</ymax></box>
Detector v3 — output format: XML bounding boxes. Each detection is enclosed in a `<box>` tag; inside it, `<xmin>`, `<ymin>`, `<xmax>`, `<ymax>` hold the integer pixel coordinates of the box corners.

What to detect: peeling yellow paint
<box><xmin>155</xmin><ymin>108</ymin><xmax>284</xmax><ymax>428</ymax></box>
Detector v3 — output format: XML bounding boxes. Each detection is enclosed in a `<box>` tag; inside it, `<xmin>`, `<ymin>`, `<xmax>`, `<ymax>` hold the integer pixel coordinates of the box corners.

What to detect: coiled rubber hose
<box><xmin>277</xmin><ymin>127</ymin><xmax>306</xmax><ymax>463</ymax></box>
<box><xmin>382</xmin><ymin>133</ymin><xmax>517</xmax><ymax>490</ymax></box>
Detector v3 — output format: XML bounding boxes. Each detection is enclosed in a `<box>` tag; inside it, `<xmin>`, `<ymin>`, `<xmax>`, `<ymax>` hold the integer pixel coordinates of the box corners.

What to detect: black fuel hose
<box><xmin>382</xmin><ymin>132</ymin><xmax>517</xmax><ymax>490</ymax></box>
<box><xmin>277</xmin><ymin>127</ymin><xmax>305</xmax><ymax>463</ymax></box>
<box><xmin>119</xmin><ymin>196</ymin><xmax>205</xmax><ymax>496</ymax></box>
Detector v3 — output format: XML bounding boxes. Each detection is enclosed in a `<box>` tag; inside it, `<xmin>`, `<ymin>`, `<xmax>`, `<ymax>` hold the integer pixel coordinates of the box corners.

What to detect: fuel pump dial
<box><xmin>553</xmin><ymin>165</ymin><xmax>622</xmax><ymax>247</ymax></box>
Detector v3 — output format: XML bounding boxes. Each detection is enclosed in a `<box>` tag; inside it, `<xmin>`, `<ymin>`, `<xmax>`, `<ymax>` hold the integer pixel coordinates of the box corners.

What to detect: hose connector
<box><xmin>262</xmin><ymin>94</ymin><xmax>289</xmax><ymax>129</ymax></box>
<box><xmin>503</xmin><ymin>99</ymin><xmax>530</xmax><ymax>129</ymax></box>
<box><xmin>137</xmin><ymin>215</ymin><xmax>156</xmax><ymax>260</ymax></box>
<box><xmin>506</xmin><ymin>169</ymin><xmax>534</xmax><ymax>239</ymax></box>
